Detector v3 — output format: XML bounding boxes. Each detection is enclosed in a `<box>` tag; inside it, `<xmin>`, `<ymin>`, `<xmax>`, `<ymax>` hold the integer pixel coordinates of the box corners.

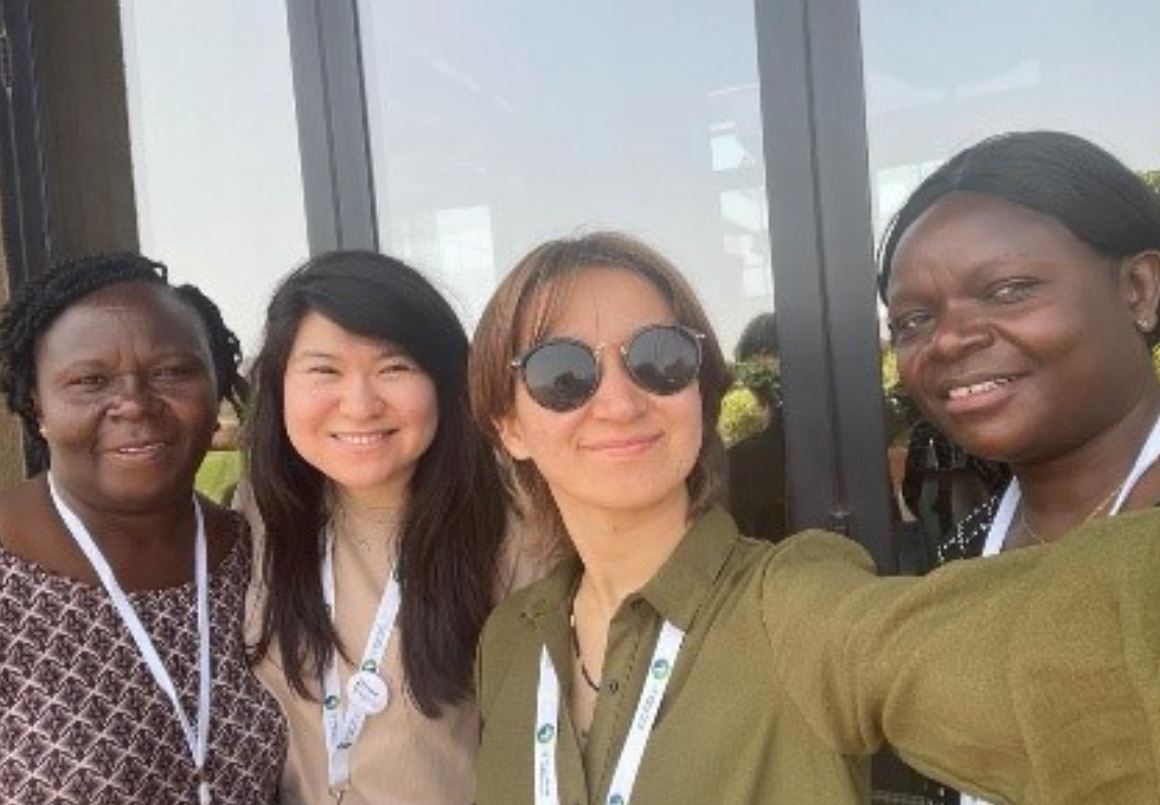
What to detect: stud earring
<box><xmin>1138</xmin><ymin>319</ymin><xmax>1154</xmax><ymax>332</ymax></box>
<box><xmin>38</xmin><ymin>423</ymin><xmax>48</xmax><ymax>438</ymax></box>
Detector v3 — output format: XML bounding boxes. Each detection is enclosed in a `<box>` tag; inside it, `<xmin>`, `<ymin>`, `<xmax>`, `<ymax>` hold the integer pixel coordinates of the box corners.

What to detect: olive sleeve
<box><xmin>760</xmin><ymin>516</ymin><xmax>1160</xmax><ymax>805</ymax></box>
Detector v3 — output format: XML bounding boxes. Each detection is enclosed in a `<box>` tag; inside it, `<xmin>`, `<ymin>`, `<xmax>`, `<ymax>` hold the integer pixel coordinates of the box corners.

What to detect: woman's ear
<box><xmin>1120</xmin><ymin>250</ymin><xmax>1160</xmax><ymax>333</ymax></box>
<box><xmin>494</xmin><ymin>413</ymin><xmax>531</xmax><ymax>461</ymax></box>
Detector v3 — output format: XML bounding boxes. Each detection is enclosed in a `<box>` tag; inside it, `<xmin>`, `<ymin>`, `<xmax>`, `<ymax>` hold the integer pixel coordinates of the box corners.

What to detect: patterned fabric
<box><xmin>932</xmin><ymin>493</ymin><xmax>1001</xmax><ymax>565</ymax></box>
<box><xmin>0</xmin><ymin>526</ymin><xmax>286</xmax><ymax>804</ymax></box>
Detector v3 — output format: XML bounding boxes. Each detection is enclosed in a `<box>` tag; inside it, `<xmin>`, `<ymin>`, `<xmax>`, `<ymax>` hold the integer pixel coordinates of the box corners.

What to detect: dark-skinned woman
<box><xmin>0</xmin><ymin>254</ymin><xmax>285</xmax><ymax>804</ymax></box>
<box><xmin>881</xmin><ymin>131</ymin><xmax>1160</xmax><ymax>805</ymax></box>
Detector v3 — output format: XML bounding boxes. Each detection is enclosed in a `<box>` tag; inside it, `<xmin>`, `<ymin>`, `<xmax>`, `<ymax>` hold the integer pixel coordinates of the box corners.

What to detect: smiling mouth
<box><xmin>330</xmin><ymin>430</ymin><xmax>398</xmax><ymax>446</ymax></box>
<box><xmin>585</xmin><ymin>434</ymin><xmax>662</xmax><ymax>454</ymax></box>
<box><xmin>115</xmin><ymin>442</ymin><xmax>167</xmax><ymax>455</ymax></box>
<box><xmin>946</xmin><ymin>377</ymin><xmax>1015</xmax><ymax>400</ymax></box>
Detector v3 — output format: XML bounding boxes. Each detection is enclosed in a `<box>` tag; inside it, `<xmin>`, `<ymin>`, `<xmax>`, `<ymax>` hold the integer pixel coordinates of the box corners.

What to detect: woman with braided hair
<box><xmin>0</xmin><ymin>253</ymin><xmax>285</xmax><ymax>804</ymax></box>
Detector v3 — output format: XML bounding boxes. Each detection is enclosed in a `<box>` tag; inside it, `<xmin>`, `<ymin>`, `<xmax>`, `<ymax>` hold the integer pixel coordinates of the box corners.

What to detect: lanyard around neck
<box><xmin>534</xmin><ymin>619</ymin><xmax>685</xmax><ymax>805</ymax></box>
<box><xmin>984</xmin><ymin>409</ymin><xmax>1160</xmax><ymax>555</ymax></box>
<box><xmin>320</xmin><ymin>528</ymin><xmax>402</xmax><ymax>797</ymax></box>
<box><xmin>48</xmin><ymin>474</ymin><xmax>212</xmax><ymax>805</ymax></box>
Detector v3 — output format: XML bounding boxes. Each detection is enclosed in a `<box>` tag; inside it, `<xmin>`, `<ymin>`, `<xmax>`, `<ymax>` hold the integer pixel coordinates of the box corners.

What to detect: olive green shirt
<box><xmin>476</xmin><ymin>507</ymin><xmax>866</xmax><ymax>805</ymax></box>
<box><xmin>475</xmin><ymin>506</ymin><xmax>1160</xmax><ymax>805</ymax></box>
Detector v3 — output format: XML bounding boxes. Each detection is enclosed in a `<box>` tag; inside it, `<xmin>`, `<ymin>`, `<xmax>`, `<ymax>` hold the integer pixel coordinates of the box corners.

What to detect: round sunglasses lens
<box><xmin>626</xmin><ymin>327</ymin><xmax>700</xmax><ymax>395</ymax></box>
<box><xmin>521</xmin><ymin>341</ymin><xmax>598</xmax><ymax>411</ymax></box>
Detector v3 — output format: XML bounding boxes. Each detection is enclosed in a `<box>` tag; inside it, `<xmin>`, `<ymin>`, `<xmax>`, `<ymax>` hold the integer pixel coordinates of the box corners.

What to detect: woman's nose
<box><xmin>338</xmin><ymin>374</ymin><xmax>386</xmax><ymax>417</ymax></box>
<box><xmin>106</xmin><ymin>375</ymin><xmax>156</xmax><ymax>419</ymax></box>
<box><xmin>589</xmin><ymin>350</ymin><xmax>648</xmax><ymax>420</ymax></box>
<box><xmin>927</xmin><ymin>301</ymin><xmax>992</xmax><ymax>361</ymax></box>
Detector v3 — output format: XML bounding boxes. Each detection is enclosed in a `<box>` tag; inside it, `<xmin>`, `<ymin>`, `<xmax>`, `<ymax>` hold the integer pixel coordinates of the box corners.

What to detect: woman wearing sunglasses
<box><xmin>467</xmin><ymin>231</ymin><xmax>1160</xmax><ymax>804</ymax></box>
<box><xmin>242</xmin><ymin>251</ymin><xmax>548</xmax><ymax>804</ymax></box>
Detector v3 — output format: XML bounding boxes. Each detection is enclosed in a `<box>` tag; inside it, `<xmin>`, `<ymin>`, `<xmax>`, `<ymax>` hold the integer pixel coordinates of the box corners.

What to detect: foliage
<box><xmin>196</xmin><ymin>449</ymin><xmax>241</xmax><ymax>504</ymax></box>
<box><xmin>718</xmin><ymin>386</ymin><xmax>768</xmax><ymax>446</ymax></box>
<box><xmin>1142</xmin><ymin>169</ymin><xmax>1160</xmax><ymax>196</ymax></box>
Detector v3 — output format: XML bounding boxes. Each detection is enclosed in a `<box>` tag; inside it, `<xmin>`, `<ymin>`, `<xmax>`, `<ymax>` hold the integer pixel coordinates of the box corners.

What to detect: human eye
<box><xmin>153</xmin><ymin>360</ymin><xmax>199</xmax><ymax>381</ymax></box>
<box><xmin>380</xmin><ymin>356</ymin><xmax>419</xmax><ymax>375</ymax></box>
<box><xmin>888</xmin><ymin>310</ymin><xmax>932</xmax><ymax>344</ymax></box>
<box><xmin>986</xmin><ymin>277</ymin><xmax>1039</xmax><ymax>304</ymax></box>
<box><xmin>69</xmin><ymin>373</ymin><xmax>108</xmax><ymax>390</ymax></box>
<box><xmin>304</xmin><ymin>363</ymin><xmax>340</xmax><ymax>376</ymax></box>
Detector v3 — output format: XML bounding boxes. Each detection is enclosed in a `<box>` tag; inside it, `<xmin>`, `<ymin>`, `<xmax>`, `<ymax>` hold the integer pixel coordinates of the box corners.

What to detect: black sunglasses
<box><xmin>510</xmin><ymin>323</ymin><xmax>705</xmax><ymax>412</ymax></box>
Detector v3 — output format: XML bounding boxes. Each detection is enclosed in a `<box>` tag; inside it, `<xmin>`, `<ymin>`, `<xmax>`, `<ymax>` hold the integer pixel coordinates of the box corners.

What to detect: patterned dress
<box><xmin>0</xmin><ymin>526</ymin><xmax>286</xmax><ymax>804</ymax></box>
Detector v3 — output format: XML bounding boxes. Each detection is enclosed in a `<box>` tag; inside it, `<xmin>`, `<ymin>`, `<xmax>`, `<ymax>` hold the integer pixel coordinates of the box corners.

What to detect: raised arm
<box><xmin>761</xmin><ymin>512</ymin><xmax>1160</xmax><ymax>805</ymax></box>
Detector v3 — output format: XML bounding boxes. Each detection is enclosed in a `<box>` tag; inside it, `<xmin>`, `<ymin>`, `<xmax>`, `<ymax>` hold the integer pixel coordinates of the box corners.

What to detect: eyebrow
<box><xmin>288</xmin><ymin>344</ymin><xmax>411</xmax><ymax>362</ymax></box>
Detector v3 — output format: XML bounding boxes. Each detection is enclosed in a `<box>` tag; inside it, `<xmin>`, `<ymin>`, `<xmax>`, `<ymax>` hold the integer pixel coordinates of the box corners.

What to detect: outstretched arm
<box><xmin>762</xmin><ymin>511</ymin><xmax>1160</xmax><ymax>805</ymax></box>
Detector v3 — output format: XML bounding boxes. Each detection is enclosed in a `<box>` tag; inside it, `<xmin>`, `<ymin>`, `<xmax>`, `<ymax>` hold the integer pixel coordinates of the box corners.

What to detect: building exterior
<box><xmin>0</xmin><ymin>1</ymin><xmax>1156</xmax><ymax>801</ymax></box>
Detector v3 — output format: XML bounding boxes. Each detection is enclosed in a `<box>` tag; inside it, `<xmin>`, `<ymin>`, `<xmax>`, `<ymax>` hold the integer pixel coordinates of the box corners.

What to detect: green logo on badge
<box><xmin>536</xmin><ymin>724</ymin><xmax>555</xmax><ymax>743</ymax></box>
<box><xmin>361</xmin><ymin>660</ymin><xmax>378</xmax><ymax>672</ymax></box>
<box><xmin>608</xmin><ymin>794</ymin><xmax>625</xmax><ymax>805</ymax></box>
<box><xmin>324</xmin><ymin>695</ymin><xmax>340</xmax><ymax>709</ymax></box>
<box><xmin>651</xmin><ymin>658</ymin><xmax>671</xmax><ymax>679</ymax></box>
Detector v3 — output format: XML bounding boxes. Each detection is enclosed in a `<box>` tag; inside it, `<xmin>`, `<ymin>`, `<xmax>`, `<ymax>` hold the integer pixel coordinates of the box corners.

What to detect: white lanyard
<box><xmin>320</xmin><ymin>529</ymin><xmax>401</xmax><ymax>798</ymax></box>
<box><xmin>534</xmin><ymin>619</ymin><xmax>685</xmax><ymax>805</ymax></box>
<box><xmin>983</xmin><ymin>410</ymin><xmax>1160</xmax><ymax>555</ymax></box>
<box><xmin>48</xmin><ymin>474</ymin><xmax>212</xmax><ymax>805</ymax></box>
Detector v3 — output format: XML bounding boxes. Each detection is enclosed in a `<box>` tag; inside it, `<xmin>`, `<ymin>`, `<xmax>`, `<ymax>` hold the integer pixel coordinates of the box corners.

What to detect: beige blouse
<box><xmin>239</xmin><ymin>484</ymin><xmax>550</xmax><ymax>805</ymax></box>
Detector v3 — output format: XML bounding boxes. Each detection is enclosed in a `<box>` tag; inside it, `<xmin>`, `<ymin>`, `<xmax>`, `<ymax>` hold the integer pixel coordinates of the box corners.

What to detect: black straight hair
<box><xmin>879</xmin><ymin>131</ymin><xmax>1160</xmax><ymax>345</ymax></box>
<box><xmin>245</xmin><ymin>250</ymin><xmax>509</xmax><ymax>717</ymax></box>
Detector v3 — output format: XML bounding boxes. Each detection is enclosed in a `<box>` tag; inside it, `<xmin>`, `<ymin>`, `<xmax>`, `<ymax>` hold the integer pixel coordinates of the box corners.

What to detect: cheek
<box><xmin>405</xmin><ymin>379</ymin><xmax>440</xmax><ymax>447</ymax></box>
<box><xmin>282</xmin><ymin>382</ymin><xmax>334</xmax><ymax>446</ymax></box>
<box><xmin>669</xmin><ymin>391</ymin><xmax>705</xmax><ymax>461</ymax></box>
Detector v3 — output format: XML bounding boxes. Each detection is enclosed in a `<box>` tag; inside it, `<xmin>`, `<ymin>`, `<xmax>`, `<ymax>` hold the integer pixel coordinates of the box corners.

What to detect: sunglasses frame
<box><xmin>509</xmin><ymin>323</ymin><xmax>706</xmax><ymax>412</ymax></box>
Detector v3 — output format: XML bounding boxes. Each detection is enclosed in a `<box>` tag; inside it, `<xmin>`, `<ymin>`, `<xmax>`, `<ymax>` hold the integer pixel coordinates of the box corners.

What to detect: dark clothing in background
<box><xmin>728</xmin><ymin>407</ymin><xmax>788</xmax><ymax>542</ymax></box>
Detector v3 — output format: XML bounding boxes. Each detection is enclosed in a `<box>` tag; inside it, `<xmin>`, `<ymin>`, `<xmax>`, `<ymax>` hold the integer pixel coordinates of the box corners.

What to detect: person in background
<box><xmin>242</xmin><ymin>250</ymin><xmax>548</xmax><ymax>804</ymax></box>
<box><xmin>726</xmin><ymin>312</ymin><xmax>789</xmax><ymax>541</ymax></box>
<box><xmin>882</xmin><ymin>129</ymin><xmax>1160</xmax><ymax>805</ymax></box>
<box><xmin>467</xmin><ymin>231</ymin><xmax>1160</xmax><ymax>805</ymax></box>
<box><xmin>0</xmin><ymin>254</ymin><xmax>284</xmax><ymax>804</ymax></box>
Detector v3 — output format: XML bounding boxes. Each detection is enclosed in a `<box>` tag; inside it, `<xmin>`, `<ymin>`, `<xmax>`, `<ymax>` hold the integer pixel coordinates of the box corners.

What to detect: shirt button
<box><xmin>607</xmin><ymin>679</ymin><xmax>619</xmax><ymax>694</ymax></box>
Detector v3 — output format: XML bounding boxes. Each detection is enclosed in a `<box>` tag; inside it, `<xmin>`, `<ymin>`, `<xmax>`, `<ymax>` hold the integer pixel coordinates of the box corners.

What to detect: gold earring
<box><xmin>38</xmin><ymin>424</ymin><xmax>48</xmax><ymax>438</ymax></box>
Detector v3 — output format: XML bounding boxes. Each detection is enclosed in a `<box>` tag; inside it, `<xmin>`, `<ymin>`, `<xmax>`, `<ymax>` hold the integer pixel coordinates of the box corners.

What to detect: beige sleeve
<box><xmin>492</xmin><ymin>509</ymin><xmax>562</xmax><ymax>601</ymax></box>
<box><xmin>761</xmin><ymin>521</ymin><xmax>1160</xmax><ymax>805</ymax></box>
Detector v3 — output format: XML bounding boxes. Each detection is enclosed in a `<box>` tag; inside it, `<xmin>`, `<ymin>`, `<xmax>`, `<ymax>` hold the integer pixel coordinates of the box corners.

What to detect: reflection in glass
<box><xmin>120</xmin><ymin>0</ymin><xmax>308</xmax><ymax>356</ymax></box>
<box><xmin>358</xmin><ymin>0</ymin><xmax>771</xmax><ymax>351</ymax></box>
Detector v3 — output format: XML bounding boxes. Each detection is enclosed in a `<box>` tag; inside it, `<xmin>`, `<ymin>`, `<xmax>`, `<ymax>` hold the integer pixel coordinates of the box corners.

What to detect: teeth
<box><xmin>118</xmin><ymin>444</ymin><xmax>161</xmax><ymax>454</ymax></box>
<box><xmin>948</xmin><ymin>377</ymin><xmax>1011</xmax><ymax>400</ymax></box>
<box><xmin>332</xmin><ymin>431</ymin><xmax>393</xmax><ymax>445</ymax></box>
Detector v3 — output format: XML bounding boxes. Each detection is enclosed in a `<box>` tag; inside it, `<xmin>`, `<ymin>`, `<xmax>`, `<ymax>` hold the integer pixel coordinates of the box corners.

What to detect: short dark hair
<box><xmin>879</xmin><ymin>131</ymin><xmax>1160</xmax><ymax>344</ymax></box>
<box><xmin>0</xmin><ymin>252</ymin><xmax>246</xmax><ymax>466</ymax></box>
<box><xmin>735</xmin><ymin>312</ymin><xmax>778</xmax><ymax>362</ymax></box>
<box><xmin>245</xmin><ymin>250</ymin><xmax>509</xmax><ymax>717</ymax></box>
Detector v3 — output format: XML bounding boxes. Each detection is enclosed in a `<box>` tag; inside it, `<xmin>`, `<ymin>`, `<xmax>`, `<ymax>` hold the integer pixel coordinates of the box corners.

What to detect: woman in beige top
<box><xmin>242</xmin><ymin>251</ymin><xmax>545</xmax><ymax>804</ymax></box>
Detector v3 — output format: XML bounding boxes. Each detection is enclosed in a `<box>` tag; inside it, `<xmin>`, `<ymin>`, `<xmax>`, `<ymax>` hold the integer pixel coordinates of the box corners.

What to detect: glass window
<box><xmin>120</xmin><ymin>0</ymin><xmax>308</xmax><ymax>355</ymax></box>
<box><xmin>358</xmin><ymin>0</ymin><xmax>770</xmax><ymax>349</ymax></box>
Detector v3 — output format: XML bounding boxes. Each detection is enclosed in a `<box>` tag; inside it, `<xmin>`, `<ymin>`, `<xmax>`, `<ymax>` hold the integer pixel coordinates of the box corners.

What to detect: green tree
<box><xmin>1142</xmin><ymin>169</ymin><xmax>1160</xmax><ymax>195</ymax></box>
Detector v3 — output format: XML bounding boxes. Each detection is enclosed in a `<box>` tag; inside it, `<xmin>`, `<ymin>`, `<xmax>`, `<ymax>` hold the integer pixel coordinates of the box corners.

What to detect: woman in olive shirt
<box><xmin>466</xmin><ymin>231</ymin><xmax>1160</xmax><ymax>805</ymax></box>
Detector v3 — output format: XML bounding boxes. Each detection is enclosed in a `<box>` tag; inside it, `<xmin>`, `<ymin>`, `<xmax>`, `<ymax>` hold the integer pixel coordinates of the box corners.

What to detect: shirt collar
<box><xmin>520</xmin><ymin>506</ymin><xmax>739</xmax><ymax>632</ymax></box>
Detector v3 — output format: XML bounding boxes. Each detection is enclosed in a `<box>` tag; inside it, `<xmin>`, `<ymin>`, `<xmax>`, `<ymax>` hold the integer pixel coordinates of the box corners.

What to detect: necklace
<box><xmin>568</xmin><ymin>602</ymin><xmax>601</xmax><ymax>694</ymax></box>
<box><xmin>1019</xmin><ymin>476</ymin><xmax>1126</xmax><ymax>545</ymax></box>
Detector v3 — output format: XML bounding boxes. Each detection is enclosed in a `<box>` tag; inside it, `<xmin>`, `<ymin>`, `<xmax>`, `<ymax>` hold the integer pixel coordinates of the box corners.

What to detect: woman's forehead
<box><xmin>38</xmin><ymin>283</ymin><xmax>208</xmax><ymax>358</ymax></box>
<box><xmin>519</xmin><ymin>266</ymin><xmax>675</xmax><ymax>345</ymax></box>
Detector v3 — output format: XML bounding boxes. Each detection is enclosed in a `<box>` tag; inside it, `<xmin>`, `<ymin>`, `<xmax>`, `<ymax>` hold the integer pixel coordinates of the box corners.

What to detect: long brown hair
<box><xmin>468</xmin><ymin>231</ymin><xmax>730</xmax><ymax>549</ymax></box>
<box><xmin>246</xmin><ymin>251</ymin><xmax>509</xmax><ymax>717</ymax></box>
